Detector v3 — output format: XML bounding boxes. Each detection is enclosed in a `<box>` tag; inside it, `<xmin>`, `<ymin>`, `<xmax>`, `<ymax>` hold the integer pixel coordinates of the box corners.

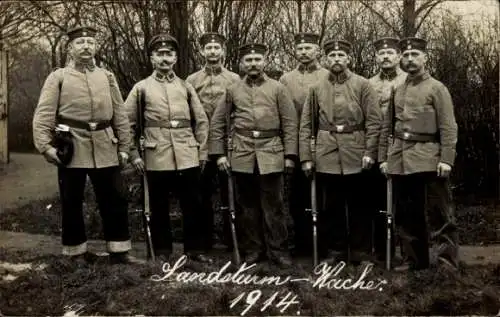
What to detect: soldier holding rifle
<box><xmin>379</xmin><ymin>38</ymin><xmax>459</xmax><ymax>271</ymax></box>
<box><xmin>33</xmin><ymin>26</ymin><xmax>143</xmax><ymax>265</ymax></box>
<box><xmin>125</xmin><ymin>34</ymin><xmax>212</xmax><ymax>264</ymax></box>
<box><xmin>279</xmin><ymin>33</ymin><xmax>329</xmax><ymax>257</ymax></box>
<box><xmin>209</xmin><ymin>43</ymin><xmax>298</xmax><ymax>268</ymax></box>
<box><xmin>186</xmin><ymin>32</ymin><xmax>240</xmax><ymax>252</ymax></box>
<box><xmin>368</xmin><ymin>37</ymin><xmax>407</xmax><ymax>265</ymax></box>
<box><xmin>299</xmin><ymin>39</ymin><xmax>381</xmax><ymax>265</ymax></box>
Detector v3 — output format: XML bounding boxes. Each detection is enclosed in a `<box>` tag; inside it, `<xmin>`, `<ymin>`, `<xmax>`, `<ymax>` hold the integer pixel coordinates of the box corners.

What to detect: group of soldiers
<box><xmin>32</xmin><ymin>25</ymin><xmax>459</xmax><ymax>271</ymax></box>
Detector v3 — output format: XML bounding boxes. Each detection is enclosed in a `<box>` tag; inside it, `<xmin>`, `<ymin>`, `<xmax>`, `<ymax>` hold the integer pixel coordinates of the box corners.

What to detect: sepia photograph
<box><xmin>0</xmin><ymin>0</ymin><xmax>498</xmax><ymax>315</ymax></box>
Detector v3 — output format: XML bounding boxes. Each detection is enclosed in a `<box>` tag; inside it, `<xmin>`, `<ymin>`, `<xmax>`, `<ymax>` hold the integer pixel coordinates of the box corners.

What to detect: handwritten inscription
<box><xmin>230</xmin><ymin>290</ymin><xmax>300</xmax><ymax>316</ymax></box>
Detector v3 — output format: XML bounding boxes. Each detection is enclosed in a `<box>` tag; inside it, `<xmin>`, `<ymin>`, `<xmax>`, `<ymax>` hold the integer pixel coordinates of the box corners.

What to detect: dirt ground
<box><xmin>0</xmin><ymin>152</ymin><xmax>58</xmax><ymax>211</ymax></box>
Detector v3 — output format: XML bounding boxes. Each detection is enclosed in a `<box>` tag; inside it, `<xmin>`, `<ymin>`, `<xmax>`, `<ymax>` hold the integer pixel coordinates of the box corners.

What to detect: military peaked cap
<box><xmin>200</xmin><ymin>32</ymin><xmax>226</xmax><ymax>47</ymax></box>
<box><xmin>148</xmin><ymin>33</ymin><xmax>179</xmax><ymax>53</ymax></box>
<box><xmin>294</xmin><ymin>33</ymin><xmax>320</xmax><ymax>45</ymax></box>
<box><xmin>323</xmin><ymin>39</ymin><xmax>352</xmax><ymax>55</ymax></box>
<box><xmin>67</xmin><ymin>26</ymin><xmax>97</xmax><ymax>42</ymax></box>
<box><xmin>399</xmin><ymin>37</ymin><xmax>427</xmax><ymax>52</ymax></box>
<box><xmin>239</xmin><ymin>43</ymin><xmax>268</xmax><ymax>58</ymax></box>
<box><xmin>373</xmin><ymin>37</ymin><xmax>400</xmax><ymax>51</ymax></box>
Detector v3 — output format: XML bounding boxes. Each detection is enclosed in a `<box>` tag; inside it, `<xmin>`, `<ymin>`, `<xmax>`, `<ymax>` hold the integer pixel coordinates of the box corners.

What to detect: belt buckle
<box><xmin>170</xmin><ymin>120</ymin><xmax>179</xmax><ymax>128</ymax></box>
<box><xmin>403</xmin><ymin>132</ymin><xmax>410</xmax><ymax>139</ymax></box>
<box><xmin>252</xmin><ymin>130</ymin><xmax>260</xmax><ymax>138</ymax></box>
<box><xmin>88</xmin><ymin>122</ymin><xmax>97</xmax><ymax>131</ymax></box>
<box><xmin>336</xmin><ymin>125</ymin><xmax>344</xmax><ymax>133</ymax></box>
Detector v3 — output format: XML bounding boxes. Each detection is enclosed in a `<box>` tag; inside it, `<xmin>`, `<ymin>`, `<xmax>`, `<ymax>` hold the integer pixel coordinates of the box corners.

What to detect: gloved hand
<box><xmin>285</xmin><ymin>158</ymin><xmax>295</xmax><ymax>175</ymax></box>
<box><xmin>379</xmin><ymin>162</ymin><xmax>388</xmax><ymax>175</ymax></box>
<box><xmin>362</xmin><ymin>156</ymin><xmax>375</xmax><ymax>170</ymax></box>
<box><xmin>437</xmin><ymin>162</ymin><xmax>452</xmax><ymax>178</ymax></box>
<box><xmin>118</xmin><ymin>152</ymin><xmax>129</xmax><ymax>168</ymax></box>
<box><xmin>217</xmin><ymin>156</ymin><xmax>231</xmax><ymax>175</ymax></box>
<box><xmin>132</xmin><ymin>158</ymin><xmax>145</xmax><ymax>175</ymax></box>
<box><xmin>302</xmin><ymin>160</ymin><xmax>314</xmax><ymax>179</ymax></box>
<box><xmin>43</xmin><ymin>146</ymin><xmax>61</xmax><ymax>165</ymax></box>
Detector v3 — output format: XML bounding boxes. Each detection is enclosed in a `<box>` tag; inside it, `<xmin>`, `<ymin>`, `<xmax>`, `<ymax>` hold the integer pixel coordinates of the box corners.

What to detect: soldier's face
<box><xmin>202</xmin><ymin>42</ymin><xmax>224</xmax><ymax>63</ymax></box>
<box><xmin>69</xmin><ymin>37</ymin><xmax>96</xmax><ymax>62</ymax></box>
<box><xmin>241</xmin><ymin>53</ymin><xmax>265</xmax><ymax>76</ymax></box>
<box><xmin>296</xmin><ymin>43</ymin><xmax>319</xmax><ymax>64</ymax></box>
<box><xmin>376</xmin><ymin>48</ymin><xmax>400</xmax><ymax>70</ymax></box>
<box><xmin>151</xmin><ymin>48</ymin><xmax>177</xmax><ymax>72</ymax></box>
<box><xmin>401</xmin><ymin>49</ymin><xmax>427</xmax><ymax>74</ymax></box>
<box><xmin>326</xmin><ymin>50</ymin><xmax>350</xmax><ymax>73</ymax></box>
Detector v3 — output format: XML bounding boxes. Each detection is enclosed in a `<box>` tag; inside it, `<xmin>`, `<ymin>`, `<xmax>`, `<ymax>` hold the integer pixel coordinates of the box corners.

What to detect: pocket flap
<box><xmin>273</xmin><ymin>143</ymin><xmax>284</xmax><ymax>152</ymax></box>
<box><xmin>144</xmin><ymin>141</ymin><xmax>157</xmax><ymax>149</ymax></box>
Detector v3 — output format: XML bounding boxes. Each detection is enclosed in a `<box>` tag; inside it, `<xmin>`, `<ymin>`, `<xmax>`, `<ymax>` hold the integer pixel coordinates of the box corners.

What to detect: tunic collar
<box><xmin>154</xmin><ymin>70</ymin><xmax>176</xmax><ymax>83</ymax></box>
<box><xmin>406</xmin><ymin>70</ymin><xmax>430</xmax><ymax>84</ymax></box>
<box><xmin>204</xmin><ymin>64</ymin><xmax>223</xmax><ymax>75</ymax></box>
<box><xmin>379</xmin><ymin>67</ymin><xmax>399</xmax><ymax>80</ymax></box>
<box><xmin>328</xmin><ymin>69</ymin><xmax>351</xmax><ymax>84</ymax></box>
<box><xmin>297</xmin><ymin>62</ymin><xmax>320</xmax><ymax>73</ymax></box>
<box><xmin>69</xmin><ymin>59</ymin><xmax>96</xmax><ymax>72</ymax></box>
<box><xmin>244</xmin><ymin>73</ymin><xmax>267</xmax><ymax>87</ymax></box>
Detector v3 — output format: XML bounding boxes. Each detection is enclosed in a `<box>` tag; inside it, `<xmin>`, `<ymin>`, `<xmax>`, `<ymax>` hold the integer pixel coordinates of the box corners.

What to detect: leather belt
<box><xmin>235</xmin><ymin>128</ymin><xmax>281</xmax><ymax>139</ymax></box>
<box><xmin>57</xmin><ymin>117</ymin><xmax>111</xmax><ymax>131</ymax></box>
<box><xmin>145</xmin><ymin>119</ymin><xmax>191</xmax><ymax>129</ymax></box>
<box><xmin>318</xmin><ymin>123</ymin><xmax>363</xmax><ymax>133</ymax></box>
<box><xmin>395</xmin><ymin>131</ymin><xmax>439</xmax><ymax>142</ymax></box>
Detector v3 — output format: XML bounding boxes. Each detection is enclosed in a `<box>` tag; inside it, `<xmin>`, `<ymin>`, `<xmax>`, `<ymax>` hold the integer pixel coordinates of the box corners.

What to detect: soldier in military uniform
<box><xmin>368</xmin><ymin>37</ymin><xmax>407</xmax><ymax>263</ymax></box>
<box><xmin>33</xmin><ymin>26</ymin><xmax>142</xmax><ymax>264</ymax></box>
<box><xmin>125</xmin><ymin>34</ymin><xmax>212</xmax><ymax>264</ymax></box>
<box><xmin>279</xmin><ymin>33</ymin><xmax>329</xmax><ymax>257</ymax></box>
<box><xmin>209</xmin><ymin>43</ymin><xmax>298</xmax><ymax>267</ymax></box>
<box><xmin>300</xmin><ymin>40</ymin><xmax>381</xmax><ymax>265</ymax></box>
<box><xmin>379</xmin><ymin>38</ymin><xmax>459</xmax><ymax>271</ymax></box>
<box><xmin>186</xmin><ymin>32</ymin><xmax>240</xmax><ymax>252</ymax></box>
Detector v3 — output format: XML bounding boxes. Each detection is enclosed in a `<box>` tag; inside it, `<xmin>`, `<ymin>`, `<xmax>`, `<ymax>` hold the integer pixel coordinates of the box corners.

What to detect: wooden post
<box><xmin>0</xmin><ymin>39</ymin><xmax>9</xmax><ymax>164</ymax></box>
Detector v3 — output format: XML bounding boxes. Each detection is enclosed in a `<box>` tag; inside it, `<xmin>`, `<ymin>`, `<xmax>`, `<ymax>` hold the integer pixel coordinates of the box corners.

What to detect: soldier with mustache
<box><xmin>279</xmin><ymin>33</ymin><xmax>329</xmax><ymax>257</ymax></box>
<box><xmin>379</xmin><ymin>38</ymin><xmax>459</xmax><ymax>271</ymax></box>
<box><xmin>209</xmin><ymin>43</ymin><xmax>298</xmax><ymax>268</ymax></box>
<box><xmin>368</xmin><ymin>37</ymin><xmax>407</xmax><ymax>264</ymax></box>
<box><xmin>186</xmin><ymin>32</ymin><xmax>240</xmax><ymax>252</ymax></box>
<box><xmin>124</xmin><ymin>34</ymin><xmax>212</xmax><ymax>264</ymax></box>
<box><xmin>33</xmin><ymin>26</ymin><xmax>143</xmax><ymax>264</ymax></box>
<box><xmin>299</xmin><ymin>39</ymin><xmax>381</xmax><ymax>265</ymax></box>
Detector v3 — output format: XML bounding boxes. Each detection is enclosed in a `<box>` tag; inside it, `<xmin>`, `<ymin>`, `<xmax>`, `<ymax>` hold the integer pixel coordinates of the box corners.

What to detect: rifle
<box><xmin>306</xmin><ymin>88</ymin><xmax>319</xmax><ymax>268</ymax></box>
<box><xmin>136</xmin><ymin>88</ymin><xmax>155</xmax><ymax>261</ymax></box>
<box><xmin>380</xmin><ymin>86</ymin><xmax>396</xmax><ymax>270</ymax></box>
<box><xmin>225</xmin><ymin>94</ymin><xmax>241</xmax><ymax>266</ymax></box>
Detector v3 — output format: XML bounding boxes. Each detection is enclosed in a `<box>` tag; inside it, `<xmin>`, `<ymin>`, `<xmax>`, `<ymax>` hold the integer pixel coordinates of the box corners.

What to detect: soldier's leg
<box><xmin>318</xmin><ymin>173</ymin><xmax>347</xmax><ymax>260</ymax></box>
<box><xmin>217</xmin><ymin>167</ymin><xmax>234</xmax><ymax>250</ymax></box>
<box><xmin>260</xmin><ymin>172</ymin><xmax>290</xmax><ymax>263</ymax></box>
<box><xmin>395</xmin><ymin>173</ymin><xmax>430</xmax><ymax>270</ymax></box>
<box><xmin>234</xmin><ymin>171</ymin><xmax>264</xmax><ymax>259</ymax></box>
<box><xmin>199</xmin><ymin>160</ymin><xmax>217</xmax><ymax>251</ymax></box>
<box><xmin>58</xmin><ymin>167</ymin><xmax>88</xmax><ymax>256</ymax></box>
<box><xmin>175</xmin><ymin>167</ymin><xmax>208</xmax><ymax>258</ymax></box>
<box><xmin>347</xmin><ymin>173</ymin><xmax>373</xmax><ymax>263</ymax></box>
<box><xmin>88</xmin><ymin>167</ymin><xmax>132</xmax><ymax>254</ymax></box>
<box><xmin>425</xmin><ymin>174</ymin><xmax>459</xmax><ymax>269</ymax></box>
<box><xmin>289</xmin><ymin>164</ymin><xmax>312</xmax><ymax>256</ymax></box>
<box><xmin>146</xmin><ymin>170</ymin><xmax>174</xmax><ymax>256</ymax></box>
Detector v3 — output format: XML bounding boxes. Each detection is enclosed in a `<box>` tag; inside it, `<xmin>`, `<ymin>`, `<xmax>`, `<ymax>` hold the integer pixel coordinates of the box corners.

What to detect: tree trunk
<box><xmin>297</xmin><ymin>0</ymin><xmax>302</xmax><ymax>32</ymax></box>
<box><xmin>167</xmin><ymin>1</ymin><xmax>189</xmax><ymax>78</ymax></box>
<box><xmin>403</xmin><ymin>0</ymin><xmax>417</xmax><ymax>37</ymax></box>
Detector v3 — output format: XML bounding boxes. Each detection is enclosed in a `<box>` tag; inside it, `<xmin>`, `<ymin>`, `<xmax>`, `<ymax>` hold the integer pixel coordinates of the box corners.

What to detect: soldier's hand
<box><xmin>217</xmin><ymin>156</ymin><xmax>231</xmax><ymax>174</ymax></box>
<box><xmin>43</xmin><ymin>147</ymin><xmax>61</xmax><ymax>165</ymax></box>
<box><xmin>285</xmin><ymin>158</ymin><xmax>295</xmax><ymax>175</ymax></box>
<box><xmin>302</xmin><ymin>160</ymin><xmax>314</xmax><ymax>179</ymax></box>
<box><xmin>132</xmin><ymin>158</ymin><xmax>145</xmax><ymax>175</ymax></box>
<box><xmin>118</xmin><ymin>152</ymin><xmax>129</xmax><ymax>168</ymax></box>
<box><xmin>437</xmin><ymin>162</ymin><xmax>452</xmax><ymax>178</ymax></box>
<box><xmin>379</xmin><ymin>162</ymin><xmax>388</xmax><ymax>175</ymax></box>
<box><xmin>199</xmin><ymin>160</ymin><xmax>207</xmax><ymax>173</ymax></box>
<box><xmin>362</xmin><ymin>156</ymin><xmax>375</xmax><ymax>170</ymax></box>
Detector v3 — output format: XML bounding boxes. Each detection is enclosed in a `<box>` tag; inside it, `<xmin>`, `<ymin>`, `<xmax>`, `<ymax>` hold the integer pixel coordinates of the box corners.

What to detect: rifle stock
<box><xmin>225</xmin><ymin>95</ymin><xmax>241</xmax><ymax>266</ymax></box>
<box><xmin>136</xmin><ymin>89</ymin><xmax>155</xmax><ymax>261</ymax></box>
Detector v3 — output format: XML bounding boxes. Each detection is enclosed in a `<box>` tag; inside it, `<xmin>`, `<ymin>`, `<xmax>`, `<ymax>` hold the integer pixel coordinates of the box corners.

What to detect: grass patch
<box><xmin>0</xmin><ymin>247</ymin><xmax>499</xmax><ymax>316</ymax></box>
